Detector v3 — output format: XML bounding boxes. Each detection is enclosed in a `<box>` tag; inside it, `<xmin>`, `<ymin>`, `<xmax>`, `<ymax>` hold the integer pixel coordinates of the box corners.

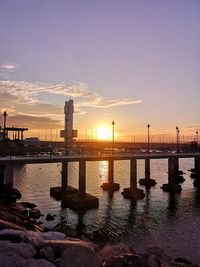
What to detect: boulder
<box><xmin>58</xmin><ymin>244</ymin><xmax>102</xmax><ymax>267</ymax></box>
<box><xmin>0</xmin><ymin>209</ymin><xmax>23</xmax><ymax>224</ymax></box>
<box><xmin>97</xmin><ymin>244</ymin><xmax>136</xmax><ymax>266</ymax></box>
<box><xmin>145</xmin><ymin>246</ymin><xmax>172</xmax><ymax>266</ymax></box>
<box><xmin>0</xmin><ymin>255</ymin><xmax>56</xmax><ymax>267</ymax></box>
<box><xmin>0</xmin><ymin>239</ymin><xmax>36</xmax><ymax>258</ymax></box>
<box><xmin>40</xmin><ymin>231</ymin><xmax>66</xmax><ymax>241</ymax></box>
<box><xmin>0</xmin><ymin>218</ymin><xmax>24</xmax><ymax>231</ymax></box>
<box><xmin>29</xmin><ymin>209</ymin><xmax>41</xmax><ymax>219</ymax></box>
<box><xmin>42</xmin><ymin>239</ymin><xmax>97</xmax><ymax>256</ymax></box>
<box><xmin>46</xmin><ymin>214</ymin><xmax>55</xmax><ymax>221</ymax></box>
<box><xmin>19</xmin><ymin>202</ymin><xmax>37</xmax><ymax>209</ymax></box>
<box><xmin>53</xmin><ymin>224</ymin><xmax>79</xmax><ymax>237</ymax></box>
<box><xmin>11</xmin><ymin>203</ymin><xmax>28</xmax><ymax>215</ymax></box>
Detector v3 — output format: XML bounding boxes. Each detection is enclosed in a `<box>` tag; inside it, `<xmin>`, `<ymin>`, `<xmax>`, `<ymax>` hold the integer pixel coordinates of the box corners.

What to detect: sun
<box><xmin>96</xmin><ymin>127</ymin><xmax>111</xmax><ymax>140</ymax></box>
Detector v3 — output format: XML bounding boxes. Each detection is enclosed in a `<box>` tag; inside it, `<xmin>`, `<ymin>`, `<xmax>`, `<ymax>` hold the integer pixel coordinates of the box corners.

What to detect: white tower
<box><xmin>60</xmin><ymin>100</ymin><xmax>77</xmax><ymax>154</ymax></box>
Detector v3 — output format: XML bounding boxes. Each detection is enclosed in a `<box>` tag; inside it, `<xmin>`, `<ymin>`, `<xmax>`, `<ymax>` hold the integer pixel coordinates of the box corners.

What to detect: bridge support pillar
<box><xmin>173</xmin><ymin>157</ymin><xmax>185</xmax><ymax>183</ymax></box>
<box><xmin>122</xmin><ymin>158</ymin><xmax>145</xmax><ymax>200</ymax></box>
<box><xmin>161</xmin><ymin>157</ymin><xmax>182</xmax><ymax>193</ymax></box>
<box><xmin>61</xmin><ymin>161</ymin><xmax>68</xmax><ymax>187</ymax></box>
<box><xmin>50</xmin><ymin>161</ymin><xmax>78</xmax><ymax>199</ymax></box>
<box><xmin>139</xmin><ymin>158</ymin><xmax>156</xmax><ymax>186</ymax></box>
<box><xmin>194</xmin><ymin>157</ymin><xmax>200</xmax><ymax>172</ymax></box>
<box><xmin>192</xmin><ymin>157</ymin><xmax>200</xmax><ymax>187</ymax></box>
<box><xmin>79</xmin><ymin>159</ymin><xmax>86</xmax><ymax>197</ymax></box>
<box><xmin>4</xmin><ymin>165</ymin><xmax>14</xmax><ymax>189</ymax></box>
<box><xmin>101</xmin><ymin>158</ymin><xmax>120</xmax><ymax>191</ymax></box>
<box><xmin>0</xmin><ymin>165</ymin><xmax>6</xmax><ymax>194</ymax></box>
<box><xmin>61</xmin><ymin>159</ymin><xmax>99</xmax><ymax>210</ymax></box>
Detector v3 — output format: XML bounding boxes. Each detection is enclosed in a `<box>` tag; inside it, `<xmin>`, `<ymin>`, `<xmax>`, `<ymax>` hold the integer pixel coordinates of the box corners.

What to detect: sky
<box><xmin>0</xmin><ymin>0</ymin><xmax>199</xmax><ymax>142</ymax></box>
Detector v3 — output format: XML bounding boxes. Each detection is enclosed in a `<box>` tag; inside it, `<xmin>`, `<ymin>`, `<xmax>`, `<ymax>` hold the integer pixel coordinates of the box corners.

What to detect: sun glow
<box><xmin>96</xmin><ymin>127</ymin><xmax>111</xmax><ymax>140</ymax></box>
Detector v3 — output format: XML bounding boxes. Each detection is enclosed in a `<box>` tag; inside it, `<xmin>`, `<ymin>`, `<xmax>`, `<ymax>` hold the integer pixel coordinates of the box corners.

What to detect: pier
<box><xmin>0</xmin><ymin>152</ymin><xmax>200</xmax><ymax>210</ymax></box>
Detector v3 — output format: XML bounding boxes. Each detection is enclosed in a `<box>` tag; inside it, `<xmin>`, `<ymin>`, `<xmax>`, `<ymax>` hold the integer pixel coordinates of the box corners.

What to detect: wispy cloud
<box><xmin>0</xmin><ymin>61</ymin><xmax>18</xmax><ymax>71</ymax></box>
<box><xmin>0</xmin><ymin>80</ymin><xmax>142</xmax><ymax>108</ymax></box>
<box><xmin>0</xmin><ymin>79</ymin><xmax>142</xmax><ymax>129</ymax></box>
<box><xmin>0</xmin><ymin>61</ymin><xmax>18</xmax><ymax>80</ymax></box>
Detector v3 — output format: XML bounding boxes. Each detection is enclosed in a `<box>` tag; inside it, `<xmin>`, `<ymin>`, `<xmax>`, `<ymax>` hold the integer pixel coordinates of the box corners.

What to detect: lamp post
<box><xmin>147</xmin><ymin>124</ymin><xmax>150</xmax><ymax>153</ymax></box>
<box><xmin>112</xmin><ymin>121</ymin><xmax>115</xmax><ymax>155</ymax></box>
<box><xmin>3</xmin><ymin>111</ymin><xmax>8</xmax><ymax>143</ymax></box>
<box><xmin>196</xmin><ymin>131</ymin><xmax>199</xmax><ymax>152</ymax></box>
<box><xmin>176</xmin><ymin>126</ymin><xmax>180</xmax><ymax>153</ymax></box>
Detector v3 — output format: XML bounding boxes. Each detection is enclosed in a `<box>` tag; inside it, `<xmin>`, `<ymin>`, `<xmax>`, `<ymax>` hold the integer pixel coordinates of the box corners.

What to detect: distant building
<box><xmin>60</xmin><ymin>100</ymin><xmax>77</xmax><ymax>153</ymax></box>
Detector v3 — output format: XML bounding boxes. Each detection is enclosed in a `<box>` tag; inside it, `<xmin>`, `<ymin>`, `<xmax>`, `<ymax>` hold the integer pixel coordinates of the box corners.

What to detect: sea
<box><xmin>14</xmin><ymin>158</ymin><xmax>200</xmax><ymax>264</ymax></box>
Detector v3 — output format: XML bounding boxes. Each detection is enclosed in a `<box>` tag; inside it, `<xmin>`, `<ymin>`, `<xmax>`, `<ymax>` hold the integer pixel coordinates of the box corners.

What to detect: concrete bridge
<box><xmin>0</xmin><ymin>152</ymin><xmax>200</xmax><ymax>210</ymax></box>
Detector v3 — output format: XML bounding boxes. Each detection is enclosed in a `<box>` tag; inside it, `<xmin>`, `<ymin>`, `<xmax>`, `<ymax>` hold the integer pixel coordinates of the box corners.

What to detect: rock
<box><xmin>146</xmin><ymin>254</ymin><xmax>160</xmax><ymax>267</ymax></box>
<box><xmin>0</xmin><ymin>229</ymin><xmax>43</xmax><ymax>249</ymax></box>
<box><xmin>42</xmin><ymin>239</ymin><xmax>97</xmax><ymax>256</ymax></box>
<box><xmin>40</xmin><ymin>231</ymin><xmax>66</xmax><ymax>240</ymax></box>
<box><xmin>46</xmin><ymin>214</ymin><xmax>55</xmax><ymax>221</ymax></box>
<box><xmin>19</xmin><ymin>202</ymin><xmax>37</xmax><ymax>209</ymax></box>
<box><xmin>109</xmin><ymin>255</ymin><xmax>125</xmax><ymax>267</ymax></box>
<box><xmin>0</xmin><ymin>239</ymin><xmax>36</xmax><ymax>258</ymax></box>
<box><xmin>174</xmin><ymin>257</ymin><xmax>192</xmax><ymax>264</ymax></box>
<box><xmin>172</xmin><ymin>257</ymin><xmax>199</xmax><ymax>267</ymax></box>
<box><xmin>58</xmin><ymin>244</ymin><xmax>102</xmax><ymax>267</ymax></box>
<box><xmin>23</xmin><ymin>230</ymin><xmax>44</xmax><ymax>248</ymax></box>
<box><xmin>0</xmin><ymin>218</ymin><xmax>24</xmax><ymax>231</ymax></box>
<box><xmin>53</xmin><ymin>224</ymin><xmax>79</xmax><ymax>237</ymax></box>
<box><xmin>97</xmin><ymin>244</ymin><xmax>136</xmax><ymax>267</ymax></box>
<box><xmin>0</xmin><ymin>255</ymin><xmax>56</xmax><ymax>267</ymax></box>
<box><xmin>0</xmin><ymin>229</ymin><xmax>25</xmax><ymax>243</ymax></box>
<box><xmin>11</xmin><ymin>203</ymin><xmax>28</xmax><ymax>215</ymax></box>
<box><xmin>39</xmin><ymin>245</ymin><xmax>56</xmax><ymax>263</ymax></box>
<box><xmin>145</xmin><ymin>245</ymin><xmax>172</xmax><ymax>265</ymax></box>
<box><xmin>0</xmin><ymin>209</ymin><xmax>23</xmax><ymax>224</ymax></box>
<box><xmin>29</xmin><ymin>209</ymin><xmax>41</xmax><ymax>219</ymax></box>
<box><xmin>120</xmin><ymin>253</ymin><xmax>149</xmax><ymax>267</ymax></box>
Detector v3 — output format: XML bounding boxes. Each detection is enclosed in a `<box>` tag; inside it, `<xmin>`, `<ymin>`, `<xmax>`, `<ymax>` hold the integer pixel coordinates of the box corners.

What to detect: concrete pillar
<box><xmin>161</xmin><ymin>157</ymin><xmax>182</xmax><ymax>192</ymax></box>
<box><xmin>145</xmin><ymin>158</ymin><xmax>150</xmax><ymax>180</ymax></box>
<box><xmin>4</xmin><ymin>165</ymin><xmax>14</xmax><ymax>189</ymax></box>
<box><xmin>168</xmin><ymin>157</ymin><xmax>176</xmax><ymax>184</ymax></box>
<box><xmin>122</xmin><ymin>158</ymin><xmax>145</xmax><ymax>200</ymax></box>
<box><xmin>108</xmin><ymin>158</ymin><xmax>114</xmax><ymax>184</ymax></box>
<box><xmin>61</xmin><ymin>161</ymin><xmax>68</xmax><ymax>188</ymax></box>
<box><xmin>0</xmin><ymin>165</ymin><xmax>5</xmax><ymax>193</ymax></box>
<box><xmin>130</xmin><ymin>158</ymin><xmax>137</xmax><ymax>191</ymax></box>
<box><xmin>194</xmin><ymin>157</ymin><xmax>200</xmax><ymax>172</ymax></box>
<box><xmin>174</xmin><ymin>157</ymin><xmax>179</xmax><ymax>175</ymax></box>
<box><xmin>139</xmin><ymin>158</ymin><xmax>156</xmax><ymax>186</ymax></box>
<box><xmin>79</xmin><ymin>159</ymin><xmax>86</xmax><ymax>197</ymax></box>
<box><xmin>101</xmin><ymin>158</ymin><xmax>119</xmax><ymax>191</ymax></box>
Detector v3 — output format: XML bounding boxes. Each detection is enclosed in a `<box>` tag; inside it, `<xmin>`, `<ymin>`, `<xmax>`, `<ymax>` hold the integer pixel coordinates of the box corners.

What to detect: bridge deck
<box><xmin>0</xmin><ymin>152</ymin><xmax>200</xmax><ymax>165</ymax></box>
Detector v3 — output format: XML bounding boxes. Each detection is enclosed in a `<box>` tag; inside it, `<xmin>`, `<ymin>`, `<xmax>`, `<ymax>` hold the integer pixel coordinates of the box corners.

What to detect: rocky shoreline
<box><xmin>0</xmin><ymin>187</ymin><xmax>199</xmax><ymax>267</ymax></box>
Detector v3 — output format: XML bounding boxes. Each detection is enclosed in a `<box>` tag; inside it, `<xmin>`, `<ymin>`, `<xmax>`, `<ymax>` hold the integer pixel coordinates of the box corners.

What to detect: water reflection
<box><xmin>167</xmin><ymin>193</ymin><xmax>180</xmax><ymax>216</ymax></box>
<box><xmin>98</xmin><ymin>160</ymin><xmax>108</xmax><ymax>182</ymax></box>
<box><xmin>13</xmin><ymin>159</ymin><xmax>200</xmax><ymax>264</ymax></box>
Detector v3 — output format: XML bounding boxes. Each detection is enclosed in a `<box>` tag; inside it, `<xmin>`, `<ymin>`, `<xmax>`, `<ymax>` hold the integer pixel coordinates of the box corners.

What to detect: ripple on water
<box><xmin>14</xmin><ymin>159</ymin><xmax>200</xmax><ymax>264</ymax></box>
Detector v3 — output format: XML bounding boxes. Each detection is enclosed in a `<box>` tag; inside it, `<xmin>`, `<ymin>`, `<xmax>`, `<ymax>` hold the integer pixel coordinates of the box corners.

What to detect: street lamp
<box><xmin>3</xmin><ymin>111</ymin><xmax>8</xmax><ymax>143</ymax></box>
<box><xmin>147</xmin><ymin>124</ymin><xmax>150</xmax><ymax>153</ymax></box>
<box><xmin>196</xmin><ymin>131</ymin><xmax>198</xmax><ymax>144</ymax></box>
<box><xmin>176</xmin><ymin>126</ymin><xmax>180</xmax><ymax>153</ymax></box>
<box><xmin>112</xmin><ymin>121</ymin><xmax>115</xmax><ymax>155</ymax></box>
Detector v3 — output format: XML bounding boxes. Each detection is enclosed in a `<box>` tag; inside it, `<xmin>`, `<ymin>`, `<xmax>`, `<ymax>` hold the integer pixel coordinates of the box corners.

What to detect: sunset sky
<box><xmin>0</xmin><ymin>0</ymin><xmax>199</xmax><ymax>142</ymax></box>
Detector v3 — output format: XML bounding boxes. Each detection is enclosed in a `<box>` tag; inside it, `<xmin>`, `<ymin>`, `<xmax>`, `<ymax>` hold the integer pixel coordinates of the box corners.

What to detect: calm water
<box><xmin>14</xmin><ymin>158</ymin><xmax>200</xmax><ymax>264</ymax></box>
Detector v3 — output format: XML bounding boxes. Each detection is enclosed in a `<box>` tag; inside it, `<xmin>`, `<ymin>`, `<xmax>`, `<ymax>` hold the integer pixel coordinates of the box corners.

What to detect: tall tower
<box><xmin>60</xmin><ymin>100</ymin><xmax>77</xmax><ymax>154</ymax></box>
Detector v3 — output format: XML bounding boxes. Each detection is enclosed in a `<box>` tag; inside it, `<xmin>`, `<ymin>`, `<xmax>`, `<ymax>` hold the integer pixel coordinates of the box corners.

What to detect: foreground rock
<box><xmin>0</xmin><ymin>190</ymin><xmax>199</xmax><ymax>267</ymax></box>
<box><xmin>0</xmin><ymin>229</ymin><xmax>199</xmax><ymax>267</ymax></box>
